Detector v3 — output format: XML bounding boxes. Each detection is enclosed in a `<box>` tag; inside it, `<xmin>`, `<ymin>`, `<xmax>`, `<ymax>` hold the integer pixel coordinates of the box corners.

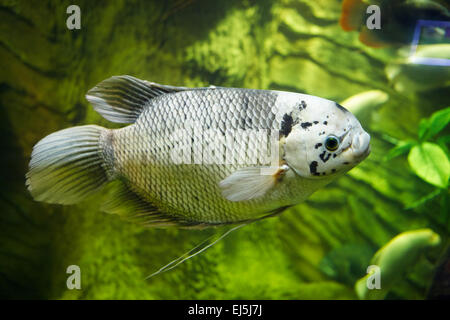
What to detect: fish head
<box><xmin>283</xmin><ymin>96</ymin><xmax>370</xmax><ymax>179</ymax></box>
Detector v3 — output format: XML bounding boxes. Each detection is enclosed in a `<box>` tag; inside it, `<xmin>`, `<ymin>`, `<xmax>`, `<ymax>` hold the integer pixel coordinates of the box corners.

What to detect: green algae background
<box><xmin>0</xmin><ymin>0</ymin><xmax>448</xmax><ymax>299</ymax></box>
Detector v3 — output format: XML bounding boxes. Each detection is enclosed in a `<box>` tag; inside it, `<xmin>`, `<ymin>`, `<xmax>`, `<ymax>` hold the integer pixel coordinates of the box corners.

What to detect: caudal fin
<box><xmin>26</xmin><ymin>125</ymin><xmax>111</xmax><ymax>204</ymax></box>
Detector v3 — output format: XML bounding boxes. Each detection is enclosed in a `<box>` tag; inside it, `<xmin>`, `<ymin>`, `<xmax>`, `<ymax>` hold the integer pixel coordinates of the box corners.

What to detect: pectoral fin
<box><xmin>219</xmin><ymin>165</ymin><xmax>289</xmax><ymax>202</ymax></box>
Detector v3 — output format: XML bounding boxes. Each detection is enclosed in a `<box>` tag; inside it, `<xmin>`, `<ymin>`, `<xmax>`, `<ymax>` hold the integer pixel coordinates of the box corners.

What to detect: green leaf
<box><xmin>420</xmin><ymin>107</ymin><xmax>450</xmax><ymax>141</ymax></box>
<box><xmin>408</xmin><ymin>142</ymin><xmax>450</xmax><ymax>188</ymax></box>
<box><xmin>418</xmin><ymin>118</ymin><xmax>430</xmax><ymax>140</ymax></box>
<box><xmin>436</xmin><ymin>135</ymin><xmax>450</xmax><ymax>156</ymax></box>
<box><xmin>384</xmin><ymin>141</ymin><xmax>415</xmax><ymax>161</ymax></box>
<box><xmin>437</xmin><ymin>135</ymin><xmax>450</xmax><ymax>144</ymax></box>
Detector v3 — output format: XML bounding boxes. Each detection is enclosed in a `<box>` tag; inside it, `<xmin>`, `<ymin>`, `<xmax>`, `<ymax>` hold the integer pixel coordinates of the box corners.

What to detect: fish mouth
<box><xmin>351</xmin><ymin>132</ymin><xmax>371</xmax><ymax>160</ymax></box>
<box><xmin>356</xmin><ymin>144</ymin><xmax>371</xmax><ymax>160</ymax></box>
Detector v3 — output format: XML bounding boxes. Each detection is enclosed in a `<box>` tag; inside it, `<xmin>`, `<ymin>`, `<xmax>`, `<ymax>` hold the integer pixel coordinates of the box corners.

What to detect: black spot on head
<box><xmin>315</xmin><ymin>143</ymin><xmax>322</xmax><ymax>149</ymax></box>
<box><xmin>335</xmin><ymin>102</ymin><xmax>349</xmax><ymax>113</ymax></box>
<box><xmin>301</xmin><ymin>100</ymin><xmax>307</xmax><ymax>109</ymax></box>
<box><xmin>280</xmin><ymin>113</ymin><xmax>293</xmax><ymax>137</ymax></box>
<box><xmin>343</xmin><ymin>161</ymin><xmax>350</xmax><ymax>165</ymax></box>
<box><xmin>333</xmin><ymin>154</ymin><xmax>337</xmax><ymax>158</ymax></box>
<box><xmin>313</xmin><ymin>121</ymin><xmax>319</xmax><ymax>124</ymax></box>
<box><xmin>309</xmin><ymin>161</ymin><xmax>320</xmax><ymax>176</ymax></box>
<box><xmin>301</xmin><ymin>122</ymin><xmax>312</xmax><ymax>129</ymax></box>
<box><xmin>323</xmin><ymin>121</ymin><xmax>328</xmax><ymax>125</ymax></box>
<box><xmin>319</xmin><ymin>151</ymin><xmax>331</xmax><ymax>163</ymax></box>
<box><xmin>295</xmin><ymin>100</ymin><xmax>307</xmax><ymax>111</ymax></box>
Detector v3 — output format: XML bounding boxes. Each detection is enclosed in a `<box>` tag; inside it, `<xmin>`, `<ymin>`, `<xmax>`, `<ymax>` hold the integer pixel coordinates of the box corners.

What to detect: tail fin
<box><xmin>26</xmin><ymin>125</ymin><xmax>111</xmax><ymax>204</ymax></box>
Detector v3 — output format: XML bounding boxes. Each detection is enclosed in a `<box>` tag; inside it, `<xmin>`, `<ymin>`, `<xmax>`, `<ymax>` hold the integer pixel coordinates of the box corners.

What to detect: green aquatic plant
<box><xmin>384</xmin><ymin>107</ymin><xmax>450</xmax><ymax>210</ymax></box>
<box><xmin>355</xmin><ymin>229</ymin><xmax>441</xmax><ymax>300</ymax></box>
<box><xmin>319</xmin><ymin>243</ymin><xmax>375</xmax><ymax>286</ymax></box>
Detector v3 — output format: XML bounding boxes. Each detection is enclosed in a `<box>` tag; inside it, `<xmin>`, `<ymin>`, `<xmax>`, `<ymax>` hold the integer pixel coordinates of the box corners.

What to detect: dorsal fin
<box><xmin>86</xmin><ymin>75</ymin><xmax>190</xmax><ymax>123</ymax></box>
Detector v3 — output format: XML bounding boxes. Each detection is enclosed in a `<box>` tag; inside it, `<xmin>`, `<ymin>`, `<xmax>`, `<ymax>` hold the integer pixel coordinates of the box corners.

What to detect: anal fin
<box><xmin>102</xmin><ymin>180</ymin><xmax>202</xmax><ymax>228</ymax></box>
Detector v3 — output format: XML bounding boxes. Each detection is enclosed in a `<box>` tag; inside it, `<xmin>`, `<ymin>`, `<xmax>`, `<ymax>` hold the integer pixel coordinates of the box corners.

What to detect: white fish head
<box><xmin>282</xmin><ymin>95</ymin><xmax>370</xmax><ymax>179</ymax></box>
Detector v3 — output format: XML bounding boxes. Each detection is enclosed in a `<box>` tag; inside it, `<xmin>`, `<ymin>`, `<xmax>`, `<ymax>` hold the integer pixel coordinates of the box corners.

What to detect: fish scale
<box><xmin>111</xmin><ymin>88</ymin><xmax>282</xmax><ymax>224</ymax></box>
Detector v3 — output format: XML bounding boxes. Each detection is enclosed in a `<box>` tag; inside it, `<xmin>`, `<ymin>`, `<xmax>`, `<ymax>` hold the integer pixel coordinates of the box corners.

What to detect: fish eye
<box><xmin>325</xmin><ymin>135</ymin><xmax>339</xmax><ymax>151</ymax></box>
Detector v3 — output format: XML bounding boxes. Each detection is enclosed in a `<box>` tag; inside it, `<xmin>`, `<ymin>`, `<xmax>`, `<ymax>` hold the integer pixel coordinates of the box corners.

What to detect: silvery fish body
<box><xmin>26</xmin><ymin>76</ymin><xmax>371</xmax><ymax>227</ymax></box>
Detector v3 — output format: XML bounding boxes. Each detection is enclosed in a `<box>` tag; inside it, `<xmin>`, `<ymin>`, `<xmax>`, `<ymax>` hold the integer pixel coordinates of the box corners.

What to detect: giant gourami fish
<box><xmin>26</xmin><ymin>76</ymin><xmax>371</xmax><ymax>228</ymax></box>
